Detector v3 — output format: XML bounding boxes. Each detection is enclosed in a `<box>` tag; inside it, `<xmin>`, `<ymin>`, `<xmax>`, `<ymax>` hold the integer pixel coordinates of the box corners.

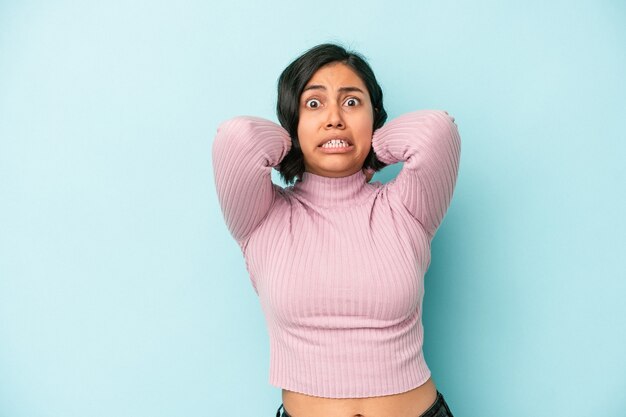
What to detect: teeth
<box><xmin>322</xmin><ymin>139</ymin><xmax>349</xmax><ymax>148</ymax></box>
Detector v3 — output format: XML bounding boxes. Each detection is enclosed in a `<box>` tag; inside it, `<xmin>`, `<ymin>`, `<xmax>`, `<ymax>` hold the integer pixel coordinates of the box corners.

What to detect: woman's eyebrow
<box><xmin>338</xmin><ymin>86</ymin><xmax>365</xmax><ymax>94</ymax></box>
<box><xmin>302</xmin><ymin>85</ymin><xmax>365</xmax><ymax>94</ymax></box>
<box><xmin>302</xmin><ymin>84</ymin><xmax>326</xmax><ymax>93</ymax></box>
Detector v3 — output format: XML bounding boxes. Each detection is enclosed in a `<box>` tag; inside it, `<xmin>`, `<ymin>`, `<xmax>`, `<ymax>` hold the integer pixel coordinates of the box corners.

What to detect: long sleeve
<box><xmin>371</xmin><ymin>110</ymin><xmax>461</xmax><ymax>239</ymax></box>
<box><xmin>212</xmin><ymin>116</ymin><xmax>292</xmax><ymax>246</ymax></box>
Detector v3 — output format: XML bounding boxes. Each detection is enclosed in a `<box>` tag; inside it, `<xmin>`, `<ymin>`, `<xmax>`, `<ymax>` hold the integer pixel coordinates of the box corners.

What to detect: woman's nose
<box><xmin>325</xmin><ymin>105</ymin><xmax>344</xmax><ymax>129</ymax></box>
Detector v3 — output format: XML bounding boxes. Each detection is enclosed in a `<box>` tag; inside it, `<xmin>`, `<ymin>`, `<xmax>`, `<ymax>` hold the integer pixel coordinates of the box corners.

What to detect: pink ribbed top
<box><xmin>212</xmin><ymin>110</ymin><xmax>461</xmax><ymax>398</ymax></box>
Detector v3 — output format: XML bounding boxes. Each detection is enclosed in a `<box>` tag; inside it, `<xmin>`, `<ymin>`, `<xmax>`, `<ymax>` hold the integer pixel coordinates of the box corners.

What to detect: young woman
<box><xmin>212</xmin><ymin>43</ymin><xmax>460</xmax><ymax>417</ymax></box>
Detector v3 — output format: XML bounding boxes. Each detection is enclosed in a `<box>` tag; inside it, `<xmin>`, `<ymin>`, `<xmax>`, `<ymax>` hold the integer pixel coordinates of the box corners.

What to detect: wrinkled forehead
<box><xmin>302</xmin><ymin>62</ymin><xmax>369</xmax><ymax>94</ymax></box>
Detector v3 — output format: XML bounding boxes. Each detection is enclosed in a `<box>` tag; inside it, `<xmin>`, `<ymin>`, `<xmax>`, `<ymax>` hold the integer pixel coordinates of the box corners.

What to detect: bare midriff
<box><xmin>282</xmin><ymin>377</ymin><xmax>438</xmax><ymax>417</ymax></box>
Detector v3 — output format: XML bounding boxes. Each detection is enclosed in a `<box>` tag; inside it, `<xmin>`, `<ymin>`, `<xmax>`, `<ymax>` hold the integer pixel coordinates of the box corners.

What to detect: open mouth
<box><xmin>318</xmin><ymin>138</ymin><xmax>353</xmax><ymax>148</ymax></box>
<box><xmin>317</xmin><ymin>138</ymin><xmax>354</xmax><ymax>154</ymax></box>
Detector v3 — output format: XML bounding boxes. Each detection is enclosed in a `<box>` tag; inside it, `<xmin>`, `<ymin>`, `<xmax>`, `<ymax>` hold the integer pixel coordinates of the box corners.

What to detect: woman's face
<box><xmin>297</xmin><ymin>62</ymin><xmax>374</xmax><ymax>178</ymax></box>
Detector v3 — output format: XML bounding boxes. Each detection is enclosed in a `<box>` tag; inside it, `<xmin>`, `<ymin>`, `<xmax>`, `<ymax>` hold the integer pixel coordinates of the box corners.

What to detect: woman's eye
<box><xmin>306</xmin><ymin>99</ymin><xmax>321</xmax><ymax>108</ymax></box>
<box><xmin>344</xmin><ymin>97</ymin><xmax>360</xmax><ymax>107</ymax></box>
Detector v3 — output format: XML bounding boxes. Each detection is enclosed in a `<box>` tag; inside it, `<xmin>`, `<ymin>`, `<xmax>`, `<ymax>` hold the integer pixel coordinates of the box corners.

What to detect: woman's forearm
<box><xmin>371</xmin><ymin>110</ymin><xmax>461</xmax><ymax>238</ymax></box>
<box><xmin>212</xmin><ymin>116</ymin><xmax>292</xmax><ymax>246</ymax></box>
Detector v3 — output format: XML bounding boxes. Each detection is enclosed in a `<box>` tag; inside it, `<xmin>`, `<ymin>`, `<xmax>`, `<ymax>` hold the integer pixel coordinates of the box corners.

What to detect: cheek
<box><xmin>354</xmin><ymin>114</ymin><xmax>374</xmax><ymax>142</ymax></box>
<box><xmin>297</xmin><ymin>116</ymin><xmax>317</xmax><ymax>148</ymax></box>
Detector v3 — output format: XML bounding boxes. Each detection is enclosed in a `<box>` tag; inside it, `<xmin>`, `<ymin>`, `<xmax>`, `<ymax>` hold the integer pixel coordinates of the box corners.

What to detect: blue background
<box><xmin>1</xmin><ymin>1</ymin><xmax>624</xmax><ymax>415</ymax></box>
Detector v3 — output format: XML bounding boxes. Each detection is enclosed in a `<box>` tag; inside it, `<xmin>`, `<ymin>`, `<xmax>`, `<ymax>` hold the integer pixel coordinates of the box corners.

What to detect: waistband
<box><xmin>275</xmin><ymin>390</ymin><xmax>453</xmax><ymax>417</ymax></box>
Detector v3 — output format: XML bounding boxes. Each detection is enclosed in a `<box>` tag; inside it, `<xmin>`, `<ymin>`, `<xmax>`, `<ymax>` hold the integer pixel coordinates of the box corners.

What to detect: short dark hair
<box><xmin>275</xmin><ymin>43</ymin><xmax>389</xmax><ymax>184</ymax></box>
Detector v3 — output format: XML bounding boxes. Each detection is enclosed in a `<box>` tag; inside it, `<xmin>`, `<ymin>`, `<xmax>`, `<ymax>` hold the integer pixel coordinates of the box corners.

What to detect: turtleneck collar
<box><xmin>292</xmin><ymin>169</ymin><xmax>372</xmax><ymax>208</ymax></box>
